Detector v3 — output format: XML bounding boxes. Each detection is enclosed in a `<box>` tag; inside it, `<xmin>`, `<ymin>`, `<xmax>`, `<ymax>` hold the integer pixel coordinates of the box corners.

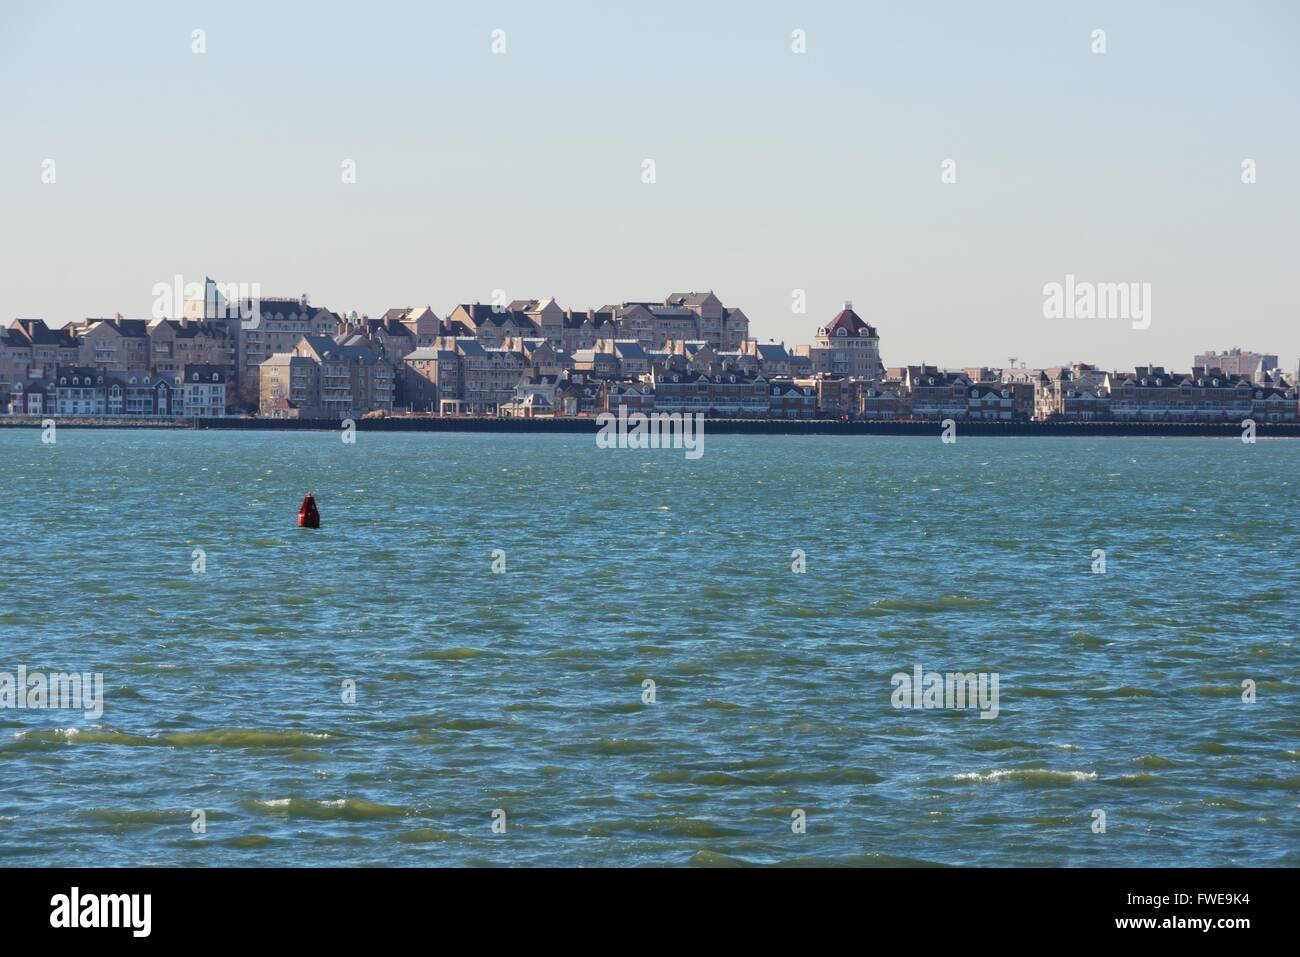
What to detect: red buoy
<box><xmin>297</xmin><ymin>492</ymin><xmax>320</xmax><ymax>529</ymax></box>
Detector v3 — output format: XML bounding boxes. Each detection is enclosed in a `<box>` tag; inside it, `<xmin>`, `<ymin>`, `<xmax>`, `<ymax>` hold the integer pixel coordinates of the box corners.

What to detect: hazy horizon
<box><xmin>2</xmin><ymin>0</ymin><xmax>1297</xmax><ymax>371</ymax></box>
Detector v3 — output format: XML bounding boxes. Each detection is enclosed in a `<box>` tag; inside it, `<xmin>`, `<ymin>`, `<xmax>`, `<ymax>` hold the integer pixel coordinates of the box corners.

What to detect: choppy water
<box><xmin>0</xmin><ymin>429</ymin><xmax>1296</xmax><ymax>866</ymax></box>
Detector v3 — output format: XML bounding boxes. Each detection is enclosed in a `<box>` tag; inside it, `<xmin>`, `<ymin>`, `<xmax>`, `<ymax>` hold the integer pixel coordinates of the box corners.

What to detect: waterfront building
<box><xmin>147</xmin><ymin>318</ymin><xmax>234</xmax><ymax>389</ymax></box>
<box><xmin>555</xmin><ymin>379</ymin><xmax>600</xmax><ymax>416</ymax></box>
<box><xmin>78</xmin><ymin>315</ymin><xmax>151</xmax><ymax>374</ymax></box>
<box><xmin>1250</xmin><ymin>373</ymin><xmax>1298</xmax><ymax>422</ymax></box>
<box><xmin>1194</xmin><ymin>348</ymin><xmax>1278</xmax><ymax>383</ymax></box>
<box><xmin>508</xmin><ymin>338</ymin><xmax>574</xmax><ymax>378</ymax></box>
<box><xmin>507</xmin><ymin>298</ymin><xmax>566</xmax><ymax>344</ymax></box>
<box><xmin>291</xmin><ymin>335</ymin><xmax>393</xmax><ymax>418</ymax></box>
<box><xmin>1035</xmin><ymin>365</ymin><xmax>1111</xmax><ymax>421</ymax></box>
<box><xmin>8</xmin><ymin>378</ymin><xmax>52</xmax><ymax>415</ymax></box>
<box><xmin>1108</xmin><ymin>367</ymin><xmax>1252</xmax><ymax>421</ymax></box>
<box><xmin>903</xmin><ymin>366</ymin><xmax>972</xmax><ymax>419</ymax></box>
<box><xmin>560</xmin><ymin>309</ymin><xmax>611</xmax><ymax>352</ymax></box>
<box><xmin>234</xmin><ymin>296</ymin><xmax>340</xmax><ymax>407</ymax></box>
<box><xmin>590</xmin><ymin>293</ymin><xmax>749</xmax><ymax>351</ymax></box>
<box><xmin>500</xmin><ymin>372</ymin><xmax>566</xmax><ymax>417</ymax></box>
<box><xmin>571</xmin><ymin>349</ymin><xmax>621</xmax><ymax>379</ymax></box>
<box><xmin>650</xmin><ymin>368</ymin><xmax>769</xmax><ymax>416</ymax></box>
<box><xmin>444</xmin><ymin>303</ymin><xmax>540</xmax><ymax>347</ymax></box>
<box><xmin>794</xmin><ymin>373</ymin><xmax>856</xmax><ymax>417</ymax></box>
<box><xmin>715</xmin><ymin>350</ymin><xmax>759</xmax><ymax>375</ymax></box>
<box><xmin>498</xmin><ymin>391</ymin><xmax>553</xmax><ymax>417</ymax></box>
<box><xmin>662</xmin><ymin>340</ymin><xmax>718</xmax><ymax>374</ymax></box>
<box><xmin>768</xmin><ymin>380</ymin><xmax>818</xmax><ymax>418</ymax></box>
<box><xmin>0</xmin><ymin>327</ymin><xmax>32</xmax><ymax>400</ymax></box>
<box><xmin>599</xmin><ymin>339</ymin><xmax>651</xmax><ymax>377</ymax></box>
<box><xmin>259</xmin><ymin>354</ymin><xmax>321</xmax><ymax>418</ymax></box>
<box><xmin>743</xmin><ymin>340</ymin><xmax>796</xmax><ymax>376</ymax></box>
<box><xmin>967</xmin><ymin>384</ymin><xmax>1016</xmax><ymax>420</ymax></box>
<box><xmin>335</xmin><ymin>314</ymin><xmax>418</xmax><ymax>364</ymax></box>
<box><xmin>441</xmin><ymin>338</ymin><xmax>528</xmax><ymax>414</ymax></box>
<box><xmin>400</xmin><ymin>306</ymin><xmax>442</xmax><ymax>346</ymax></box>
<box><xmin>53</xmin><ymin>366</ymin><xmax>108</xmax><ymax>416</ymax></box>
<box><xmin>401</xmin><ymin>347</ymin><xmax>460</xmax><ymax>412</ymax></box>
<box><xmin>599</xmin><ymin>380</ymin><xmax>655</xmax><ymax>414</ymax></box>
<box><xmin>798</xmin><ymin>303</ymin><xmax>885</xmax><ymax>380</ymax></box>
<box><xmin>180</xmin><ymin>365</ymin><xmax>228</xmax><ymax>418</ymax></box>
<box><xmin>860</xmin><ymin>383</ymin><xmax>906</xmax><ymax>419</ymax></box>
<box><xmin>663</xmin><ymin>292</ymin><xmax>749</xmax><ymax>350</ymax></box>
<box><xmin>105</xmin><ymin>371</ymin><xmax>158</xmax><ymax>416</ymax></box>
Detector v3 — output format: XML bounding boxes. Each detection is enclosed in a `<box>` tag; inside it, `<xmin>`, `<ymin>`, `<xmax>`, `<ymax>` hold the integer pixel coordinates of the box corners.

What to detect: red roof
<box><xmin>818</xmin><ymin>307</ymin><xmax>877</xmax><ymax>339</ymax></box>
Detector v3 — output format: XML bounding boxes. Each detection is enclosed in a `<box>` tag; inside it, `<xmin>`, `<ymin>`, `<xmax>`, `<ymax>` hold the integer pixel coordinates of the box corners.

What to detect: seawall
<box><xmin>3</xmin><ymin>415</ymin><xmax>1297</xmax><ymax>437</ymax></box>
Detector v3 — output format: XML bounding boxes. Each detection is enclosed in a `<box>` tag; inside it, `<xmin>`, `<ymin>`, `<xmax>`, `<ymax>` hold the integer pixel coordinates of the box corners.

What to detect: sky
<box><xmin>1</xmin><ymin>0</ymin><xmax>1297</xmax><ymax>371</ymax></box>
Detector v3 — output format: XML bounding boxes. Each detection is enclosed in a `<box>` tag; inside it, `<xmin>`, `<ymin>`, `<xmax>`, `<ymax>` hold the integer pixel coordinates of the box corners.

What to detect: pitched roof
<box><xmin>818</xmin><ymin>305</ymin><xmax>877</xmax><ymax>339</ymax></box>
<box><xmin>754</xmin><ymin>343</ymin><xmax>791</xmax><ymax>362</ymax></box>
<box><xmin>181</xmin><ymin>364</ymin><xmax>227</xmax><ymax>382</ymax></box>
<box><xmin>666</xmin><ymin>291</ymin><xmax>719</xmax><ymax>306</ymax></box>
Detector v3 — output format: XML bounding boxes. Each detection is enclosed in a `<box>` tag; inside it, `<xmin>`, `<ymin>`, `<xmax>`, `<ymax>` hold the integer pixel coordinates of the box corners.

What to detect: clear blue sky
<box><xmin>2</xmin><ymin>0</ymin><xmax>1297</xmax><ymax>370</ymax></box>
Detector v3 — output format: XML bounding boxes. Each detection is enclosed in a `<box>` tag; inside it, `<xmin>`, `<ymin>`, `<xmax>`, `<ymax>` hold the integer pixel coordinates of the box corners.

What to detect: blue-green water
<box><xmin>0</xmin><ymin>430</ymin><xmax>1296</xmax><ymax>866</ymax></box>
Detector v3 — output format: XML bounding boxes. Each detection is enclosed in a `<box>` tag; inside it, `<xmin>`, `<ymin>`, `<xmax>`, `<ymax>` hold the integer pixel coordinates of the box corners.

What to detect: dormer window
<box><xmin>836</xmin><ymin>328</ymin><xmax>846</xmax><ymax>337</ymax></box>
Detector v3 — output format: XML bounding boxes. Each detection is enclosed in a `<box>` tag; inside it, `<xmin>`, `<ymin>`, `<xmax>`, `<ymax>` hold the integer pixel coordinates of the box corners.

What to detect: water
<box><xmin>0</xmin><ymin>429</ymin><xmax>1296</xmax><ymax>866</ymax></box>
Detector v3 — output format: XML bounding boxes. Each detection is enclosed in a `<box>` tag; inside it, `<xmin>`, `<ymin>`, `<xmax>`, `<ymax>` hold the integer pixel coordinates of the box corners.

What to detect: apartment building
<box><xmin>1194</xmin><ymin>348</ymin><xmax>1278</xmax><ymax>382</ymax></box>
<box><xmin>650</xmin><ymin>368</ymin><xmax>769</xmax><ymax>416</ymax></box>
<box><xmin>903</xmin><ymin>366</ymin><xmax>972</xmax><ymax>419</ymax></box>
<box><xmin>291</xmin><ymin>335</ymin><xmax>393</xmax><ymax>418</ymax></box>
<box><xmin>147</xmin><ymin>318</ymin><xmax>234</xmax><ymax>380</ymax></box>
<box><xmin>797</xmin><ymin>303</ymin><xmax>885</xmax><ymax>380</ymax></box>
<box><xmin>402</xmin><ymin>347</ymin><xmax>461</xmax><ymax>412</ymax></box>
<box><xmin>4</xmin><ymin>320</ymin><xmax>85</xmax><ymax>384</ymax></box>
<box><xmin>235</xmin><ymin>297</ymin><xmax>340</xmax><ymax>406</ymax></box>
<box><xmin>179</xmin><ymin>365</ymin><xmax>228</xmax><ymax>418</ymax></box>
<box><xmin>259</xmin><ymin>354</ymin><xmax>322</xmax><ymax>418</ymax></box>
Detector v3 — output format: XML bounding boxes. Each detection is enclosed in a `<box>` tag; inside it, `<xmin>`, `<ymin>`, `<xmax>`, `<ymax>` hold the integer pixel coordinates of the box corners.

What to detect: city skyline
<box><xmin>2</xmin><ymin>1</ymin><xmax>1298</xmax><ymax>370</ymax></box>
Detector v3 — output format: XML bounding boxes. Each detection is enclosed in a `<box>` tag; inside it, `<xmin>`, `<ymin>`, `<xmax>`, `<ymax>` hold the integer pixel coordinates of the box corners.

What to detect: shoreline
<box><xmin>2</xmin><ymin>415</ymin><xmax>1296</xmax><ymax>437</ymax></box>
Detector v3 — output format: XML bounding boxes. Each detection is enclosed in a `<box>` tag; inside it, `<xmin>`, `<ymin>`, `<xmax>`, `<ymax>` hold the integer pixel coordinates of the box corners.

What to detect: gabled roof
<box><xmin>666</xmin><ymin>291</ymin><xmax>719</xmax><ymax>306</ymax></box>
<box><xmin>254</xmin><ymin>298</ymin><xmax>333</xmax><ymax>321</ymax></box>
<box><xmin>612</xmin><ymin>341</ymin><xmax>648</xmax><ymax>359</ymax></box>
<box><xmin>150</xmin><ymin>318</ymin><xmax>228</xmax><ymax>339</ymax></box>
<box><xmin>300</xmin><ymin>334</ymin><xmax>380</xmax><ymax>365</ymax></box>
<box><xmin>754</xmin><ymin>343</ymin><xmax>791</xmax><ymax>362</ymax></box>
<box><xmin>54</xmin><ymin>365</ymin><xmax>105</xmax><ymax>383</ymax></box>
<box><xmin>10</xmin><ymin>319</ymin><xmax>78</xmax><ymax>347</ymax></box>
<box><xmin>181</xmin><ymin>364</ymin><xmax>227</xmax><ymax>382</ymax></box>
